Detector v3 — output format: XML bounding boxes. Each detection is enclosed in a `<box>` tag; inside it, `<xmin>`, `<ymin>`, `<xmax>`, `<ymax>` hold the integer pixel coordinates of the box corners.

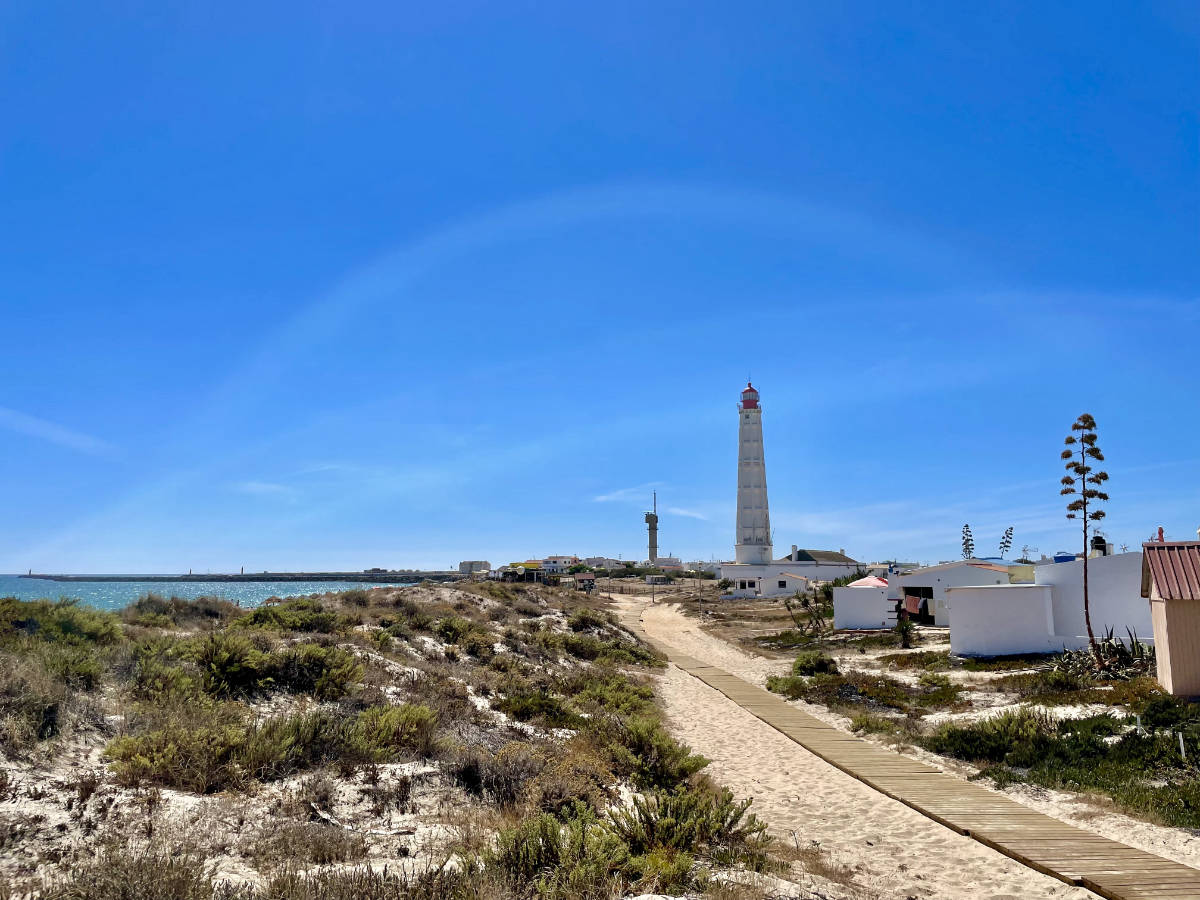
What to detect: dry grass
<box><xmin>0</xmin><ymin>582</ymin><xmax>811</xmax><ymax>897</ymax></box>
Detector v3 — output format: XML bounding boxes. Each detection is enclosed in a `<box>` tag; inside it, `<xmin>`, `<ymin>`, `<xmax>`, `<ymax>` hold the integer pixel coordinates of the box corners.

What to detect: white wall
<box><xmin>1034</xmin><ymin>552</ymin><xmax>1152</xmax><ymax>643</ymax></box>
<box><xmin>722</xmin><ymin>562</ymin><xmax>826</xmax><ymax>598</ymax></box>
<box><xmin>834</xmin><ymin>586</ymin><xmax>892</xmax><ymax>630</ymax></box>
<box><xmin>948</xmin><ymin>585</ymin><xmax>1058</xmax><ymax>656</ymax></box>
<box><xmin>891</xmin><ymin>563</ymin><xmax>1011</xmax><ymax>627</ymax></box>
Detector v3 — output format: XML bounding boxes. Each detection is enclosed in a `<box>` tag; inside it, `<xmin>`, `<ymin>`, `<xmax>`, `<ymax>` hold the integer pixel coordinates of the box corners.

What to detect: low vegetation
<box><xmin>767</xmin><ymin>668</ymin><xmax>964</xmax><ymax>714</ymax></box>
<box><xmin>922</xmin><ymin>691</ymin><xmax>1200</xmax><ymax>828</ymax></box>
<box><xmin>0</xmin><ymin>582</ymin><xmax>795</xmax><ymax>898</ymax></box>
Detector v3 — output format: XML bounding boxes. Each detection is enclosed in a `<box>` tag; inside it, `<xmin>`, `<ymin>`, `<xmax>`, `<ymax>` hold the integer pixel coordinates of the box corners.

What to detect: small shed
<box><xmin>833</xmin><ymin>577</ymin><xmax>892</xmax><ymax>630</ymax></box>
<box><xmin>1141</xmin><ymin>541</ymin><xmax>1200</xmax><ymax>696</ymax></box>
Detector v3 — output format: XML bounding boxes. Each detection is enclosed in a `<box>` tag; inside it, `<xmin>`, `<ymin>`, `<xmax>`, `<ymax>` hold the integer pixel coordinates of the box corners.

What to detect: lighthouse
<box><xmin>735</xmin><ymin>383</ymin><xmax>772</xmax><ymax>564</ymax></box>
<box><xmin>720</xmin><ymin>380</ymin><xmax>862</xmax><ymax>598</ymax></box>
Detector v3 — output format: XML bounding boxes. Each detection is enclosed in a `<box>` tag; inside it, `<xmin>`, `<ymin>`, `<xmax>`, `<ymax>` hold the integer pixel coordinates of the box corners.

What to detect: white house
<box><xmin>585</xmin><ymin>557</ymin><xmax>634</xmax><ymax>571</ymax></box>
<box><xmin>889</xmin><ymin>560</ymin><xmax>1023</xmax><ymax>627</ymax></box>
<box><xmin>726</xmin><ymin>570</ymin><xmax>811</xmax><ymax>599</ymax></box>
<box><xmin>947</xmin><ymin>551</ymin><xmax>1151</xmax><ymax>656</ymax></box>
<box><xmin>544</xmin><ymin>556</ymin><xmax>580</xmax><ymax>578</ymax></box>
<box><xmin>833</xmin><ymin>576</ymin><xmax>892</xmax><ymax>629</ymax></box>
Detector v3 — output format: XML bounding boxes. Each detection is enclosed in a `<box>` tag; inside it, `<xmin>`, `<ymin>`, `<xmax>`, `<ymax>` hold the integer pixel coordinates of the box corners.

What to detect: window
<box><xmin>778</xmin><ymin>580</ymin><xmax>787</xmax><ymax>589</ymax></box>
<box><xmin>739</xmin><ymin>581</ymin><xmax>747</xmax><ymax>590</ymax></box>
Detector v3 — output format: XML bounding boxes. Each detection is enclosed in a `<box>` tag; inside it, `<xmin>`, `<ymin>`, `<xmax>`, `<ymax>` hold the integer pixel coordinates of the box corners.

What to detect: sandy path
<box><xmin>627</xmin><ymin>599</ymin><xmax>1200</xmax><ymax>873</ymax></box>
<box><xmin>617</xmin><ymin>598</ymin><xmax>1094</xmax><ymax>900</ymax></box>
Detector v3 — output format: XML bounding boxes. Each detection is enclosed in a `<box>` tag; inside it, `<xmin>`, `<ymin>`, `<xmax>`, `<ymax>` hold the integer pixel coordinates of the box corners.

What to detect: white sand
<box><xmin>614</xmin><ymin>598</ymin><xmax>1117</xmax><ymax>899</ymax></box>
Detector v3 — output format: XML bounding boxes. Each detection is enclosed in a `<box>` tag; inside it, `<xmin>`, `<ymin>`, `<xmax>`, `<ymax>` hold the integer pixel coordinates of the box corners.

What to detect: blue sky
<box><xmin>2</xmin><ymin>2</ymin><xmax>1197</xmax><ymax>572</ymax></box>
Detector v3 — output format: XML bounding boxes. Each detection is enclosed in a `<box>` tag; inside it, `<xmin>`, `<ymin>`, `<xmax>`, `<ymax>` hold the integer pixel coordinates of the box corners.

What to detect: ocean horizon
<box><xmin>0</xmin><ymin>574</ymin><xmax>417</xmax><ymax>611</ymax></box>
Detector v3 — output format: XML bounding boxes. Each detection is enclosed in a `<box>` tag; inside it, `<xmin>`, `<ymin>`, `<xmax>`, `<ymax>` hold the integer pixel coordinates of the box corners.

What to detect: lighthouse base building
<box><xmin>719</xmin><ymin>382</ymin><xmax>861</xmax><ymax>598</ymax></box>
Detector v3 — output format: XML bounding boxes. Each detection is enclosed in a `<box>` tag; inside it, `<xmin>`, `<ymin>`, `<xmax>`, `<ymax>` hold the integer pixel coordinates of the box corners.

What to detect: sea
<box><xmin>0</xmin><ymin>575</ymin><xmax>417</xmax><ymax>611</ymax></box>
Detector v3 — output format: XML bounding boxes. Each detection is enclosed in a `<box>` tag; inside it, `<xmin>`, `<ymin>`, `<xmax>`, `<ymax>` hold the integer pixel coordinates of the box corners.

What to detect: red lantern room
<box><xmin>740</xmin><ymin>382</ymin><xmax>759</xmax><ymax>409</ymax></box>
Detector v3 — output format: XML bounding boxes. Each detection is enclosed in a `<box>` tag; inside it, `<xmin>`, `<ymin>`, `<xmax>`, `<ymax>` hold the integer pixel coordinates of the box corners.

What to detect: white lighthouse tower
<box><xmin>735</xmin><ymin>382</ymin><xmax>772</xmax><ymax>565</ymax></box>
<box><xmin>721</xmin><ymin>380</ymin><xmax>862</xmax><ymax>597</ymax></box>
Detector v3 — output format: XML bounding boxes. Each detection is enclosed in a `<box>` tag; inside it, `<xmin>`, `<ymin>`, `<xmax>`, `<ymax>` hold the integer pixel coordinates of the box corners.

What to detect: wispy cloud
<box><xmin>232</xmin><ymin>480</ymin><xmax>297</xmax><ymax>499</ymax></box>
<box><xmin>0</xmin><ymin>406</ymin><xmax>116</xmax><ymax>456</ymax></box>
<box><xmin>666</xmin><ymin>506</ymin><xmax>708</xmax><ymax>520</ymax></box>
<box><xmin>593</xmin><ymin>483</ymin><xmax>662</xmax><ymax>504</ymax></box>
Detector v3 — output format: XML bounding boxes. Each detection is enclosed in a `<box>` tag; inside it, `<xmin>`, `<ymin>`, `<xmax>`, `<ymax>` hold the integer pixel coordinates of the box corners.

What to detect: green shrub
<box><xmin>355</xmin><ymin>704</ymin><xmax>437</xmax><ymax>758</ymax></box>
<box><xmin>434</xmin><ymin>616</ymin><xmax>475</xmax><ymax>644</ymax></box>
<box><xmin>610</xmin><ymin>716</ymin><xmax>709</xmax><ymax>790</ymax></box>
<box><xmin>878</xmin><ymin>650</ymin><xmax>950</xmax><ymax>671</ymax></box>
<box><xmin>609</xmin><ymin>784</ymin><xmax>772</xmax><ymax>872</ymax></box>
<box><xmin>106</xmin><ymin>702</ymin><xmax>249</xmax><ymax>792</ymax></box>
<box><xmin>240</xmin><ymin>709</ymin><xmax>376</xmax><ymax>781</ymax></box>
<box><xmin>791</xmin><ymin>651</ymin><xmax>838</xmax><ymax>676</ymax></box>
<box><xmin>627</xmin><ymin>847</ymin><xmax>696</xmax><ymax>893</ymax></box>
<box><xmin>765</xmin><ymin>674</ymin><xmax>809</xmax><ymax>700</ymax></box>
<box><xmin>460</xmin><ymin>630</ymin><xmax>494</xmax><ymax>660</ymax></box>
<box><xmin>122</xmin><ymin>594</ymin><xmax>241</xmax><ymax>627</ymax></box>
<box><xmin>925</xmin><ymin>708</ymin><xmax>1056</xmax><ymax>764</ymax></box>
<box><xmin>130</xmin><ymin>639</ymin><xmax>198</xmax><ymax>702</ymax></box>
<box><xmin>568</xmin><ymin>609</ymin><xmax>611</xmax><ymax>632</ymax></box>
<box><xmin>487</xmin><ymin>809</ymin><xmax>629</xmax><ymax>898</ymax></box>
<box><xmin>32</xmin><ymin>641</ymin><xmax>104</xmax><ymax>689</ymax></box>
<box><xmin>236</xmin><ymin>598</ymin><xmax>342</xmax><ymax>633</ymax></box>
<box><xmin>0</xmin><ymin>597</ymin><xmax>122</xmax><ymax>647</ymax></box>
<box><xmin>496</xmin><ymin>688</ymin><xmax>581</xmax><ymax>728</ymax></box>
<box><xmin>488</xmin><ymin>813</ymin><xmax>573</xmax><ymax>884</ymax></box>
<box><xmin>992</xmin><ymin>668</ymin><xmax>1089</xmax><ymax>699</ymax></box>
<box><xmin>190</xmin><ymin>632</ymin><xmax>267</xmax><ymax>697</ymax></box>
<box><xmin>916</xmin><ymin>672</ymin><xmax>963</xmax><ymax>708</ymax></box>
<box><xmin>107</xmin><ymin>704</ymin><xmax>394</xmax><ymax>792</ymax></box>
<box><xmin>568</xmin><ymin>669</ymin><xmax>655</xmax><ymax>717</ymax></box>
<box><xmin>562</xmin><ymin>633</ymin><xmax>660</xmax><ymax>666</ymax></box>
<box><xmin>754</xmin><ymin>629</ymin><xmax>813</xmax><ymax>650</ymax></box>
<box><xmin>267</xmin><ymin>643</ymin><xmax>362</xmax><ymax>699</ymax></box>
<box><xmin>0</xmin><ymin>652</ymin><xmax>66</xmax><ymax>754</ymax></box>
<box><xmin>340</xmin><ymin>589</ymin><xmax>371</xmax><ymax>607</ymax></box>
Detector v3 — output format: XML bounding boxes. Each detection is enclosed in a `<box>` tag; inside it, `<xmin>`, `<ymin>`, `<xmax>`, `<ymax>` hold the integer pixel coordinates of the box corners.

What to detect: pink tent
<box><xmin>846</xmin><ymin>576</ymin><xmax>888</xmax><ymax>588</ymax></box>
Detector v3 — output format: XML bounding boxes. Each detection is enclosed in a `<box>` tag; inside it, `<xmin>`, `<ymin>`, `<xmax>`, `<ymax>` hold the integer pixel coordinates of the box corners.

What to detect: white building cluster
<box><xmin>833</xmin><ymin>549</ymin><xmax>1153</xmax><ymax>656</ymax></box>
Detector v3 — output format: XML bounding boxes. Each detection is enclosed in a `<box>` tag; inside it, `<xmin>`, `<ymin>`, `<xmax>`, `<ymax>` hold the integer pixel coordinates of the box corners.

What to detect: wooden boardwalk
<box><xmin>631</xmin><ymin>619</ymin><xmax>1200</xmax><ymax>900</ymax></box>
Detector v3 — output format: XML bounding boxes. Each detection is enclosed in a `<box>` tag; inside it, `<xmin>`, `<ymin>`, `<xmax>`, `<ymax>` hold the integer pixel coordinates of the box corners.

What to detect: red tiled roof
<box><xmin>1142</xmin><ymin>542</ymin><xmax>1200</xmax><ymax>600</ymax></box>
